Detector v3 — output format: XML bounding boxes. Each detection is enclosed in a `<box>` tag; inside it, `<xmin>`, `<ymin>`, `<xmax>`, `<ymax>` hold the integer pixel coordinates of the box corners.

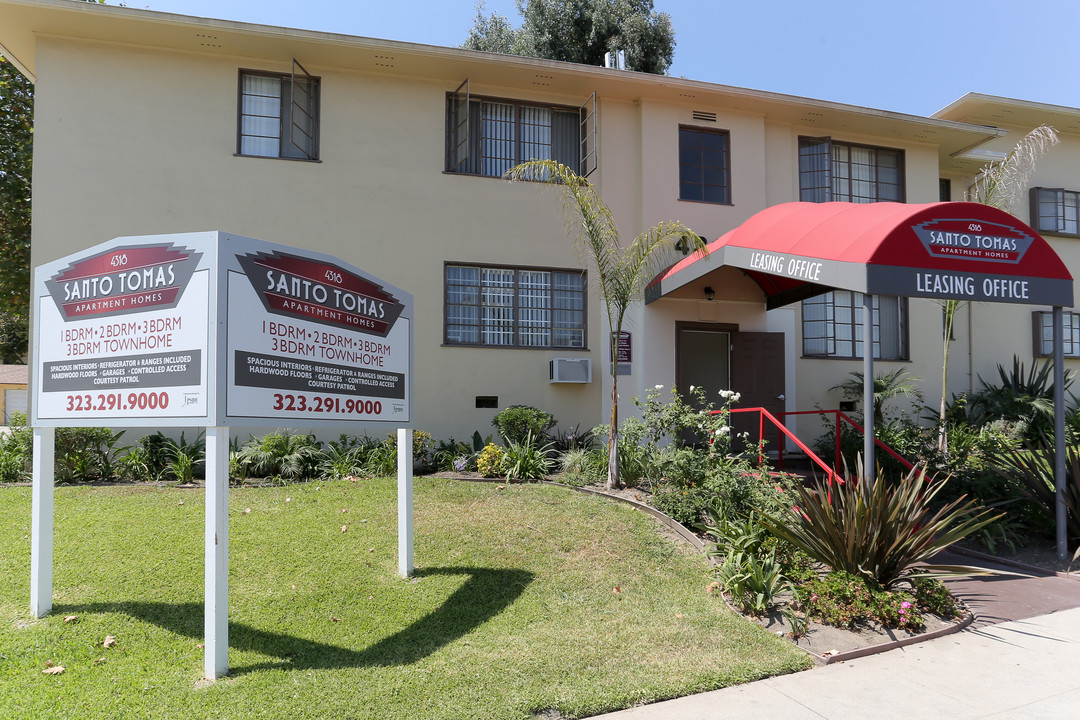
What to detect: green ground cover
<box><xmin>0</xmin><ymin>479</ymin><xmax>809</xmax><ymax>720</ymax></box>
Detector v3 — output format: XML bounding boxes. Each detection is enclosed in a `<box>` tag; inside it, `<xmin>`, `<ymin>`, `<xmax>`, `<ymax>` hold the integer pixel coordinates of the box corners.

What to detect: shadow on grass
<box><xmin>56</xmin><ymin>565</ymin><xmax>533</xmax><ymax>674</ymax></box>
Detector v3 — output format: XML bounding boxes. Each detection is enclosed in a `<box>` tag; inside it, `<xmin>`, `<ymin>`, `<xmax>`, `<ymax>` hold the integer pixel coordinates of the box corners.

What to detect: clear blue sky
<box><xmin>132</xmin><ymin>0</ymin><xmax>1079</xmax><ymax>117</ymax></box>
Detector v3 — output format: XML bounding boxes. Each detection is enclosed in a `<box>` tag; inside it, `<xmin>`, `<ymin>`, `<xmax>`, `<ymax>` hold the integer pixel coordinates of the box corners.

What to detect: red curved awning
<box><xmin>647</xmin><ymin>202</ymin><xmax>1074</xmax><ymax>309</ymax></box>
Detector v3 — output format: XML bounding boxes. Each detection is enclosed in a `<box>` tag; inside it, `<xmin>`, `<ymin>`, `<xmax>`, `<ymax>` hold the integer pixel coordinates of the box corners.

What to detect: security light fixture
<box><xmin>704</xmin><ymin>286</ymin><xmax>715</xmax><ymax>301</ymax></box>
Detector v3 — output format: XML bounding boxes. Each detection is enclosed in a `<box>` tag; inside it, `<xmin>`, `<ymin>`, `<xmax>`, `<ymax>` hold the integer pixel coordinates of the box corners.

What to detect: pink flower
<box><xmin>901</xmin><ymin>601</ymin><xmax>912</xmax><ymax>608</ymax></box>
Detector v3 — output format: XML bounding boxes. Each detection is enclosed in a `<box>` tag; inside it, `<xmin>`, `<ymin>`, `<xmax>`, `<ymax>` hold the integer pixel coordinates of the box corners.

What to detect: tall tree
<box><xmin>0</xmin><ymin>1</ymin><xmax>103</xmax><ymax>364</ymax></box>
<box><xmin>0</xmin><ymin>57</ymin><xmax>33</xmax><ymax>363</ymax></box>
<box><xmin>506</xmin><ymin>159</ymin><xmax>706</xmax><ymax>489</ymax></box>
<box><xmin>464</xmin><ymin>0</ymin><xmax>676</xmax><ymax>75</ymax></box>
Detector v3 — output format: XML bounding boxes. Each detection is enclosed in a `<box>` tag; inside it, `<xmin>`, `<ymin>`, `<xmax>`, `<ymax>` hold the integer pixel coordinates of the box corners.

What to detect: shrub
<box><xmin>361</xmin><ymin>430</ymin><xmax>438</xmax><ymax>476</ymax></box>
<box><xmin>652</xmin><ymin>455</ymin><xmax>790</xmax><ymax>529</ymax></box>
<box><xmin>795</xmin><ymin>571</ymin><xmax>925</xmax><ymax>632</ymax></box>
<box><xmin>138</xmin><ymin>431</ymin><xmax>175</xmax><ymax>479</ymax></box>
<box><xmin>989</xmin><ymin>431</ymin><xmax>1080</xmax><ymax>548</ymax></box>
<box><xmin>0</xmin><ymin>411</ymin><xmax>31</xmax><ymax>483</ymax></box>
<box><xmin>365</xmin><ymin>439</ymin><xmax>398</xmax><ymax>477</ymax></box>
<box><xmin>115</xmin><ymin>446</ymin><xmax>154</xmax><ymax>482</ymax></box>
<box><xmin>504</xmin><ymin>432</ymin><xmax>554</xmax><ymax>481</ymax></box>
<box><xmin>235</xmin><ymin>431</ymin><xmax>323</xmax><ymax>483</ymax></box>
<box><xmin>715</xmin><ymin>549</ymin><xmax>785</xmax><ymax>615</ymax></box>
<box><xmin>160</xmin><ymin>431</ymin><xmax>205</xmax><ymax>484</ymax></box>
<box><xmin>434</xmin><ymin>437</ymin><xmax>472</xmax><ymax>471</ymax></box>
<box><xmin>759</xmin><ymin>463</ymin><xmax>1001</xmax><ymax>588</ymax></box>
<box><xmin>54</xmin><ymin>426</ymin><xmax>127</xmax><ymax>483</ymax></box>
<box><xmin>961</xmin><ymin>356</ymin><xmax>1074</xmax><ymax>444</ymax></box>
<box><xmin>548</xmin><ymin>424</ymin><xmax>597</xmax><ymax>453</ymax></box>
<box><xmin>320</xmin><ymin>442</ymin><xmax>367</xmax><ymax>481</ymax></box>
<box><xmin>492</xmin><ymin>405</ymin><xmax>556</xmax><ymax>446</ymax></box>
<box><xmin>476</xmin><ymin>443</ymin><xmax>509</xmax><ymax>478</ymax></box>
<box><xmin>558</xmin><ymin>448</ymin><xmax>606</xmax><ymax>486</ymax></box>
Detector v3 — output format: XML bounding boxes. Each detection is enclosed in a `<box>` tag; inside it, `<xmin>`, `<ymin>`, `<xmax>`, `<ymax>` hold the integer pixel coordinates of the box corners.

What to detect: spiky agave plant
<box><xmin>759</xmin><ymin>460</ymin><xmax>1002</xmax><ymax>589</ymax></box>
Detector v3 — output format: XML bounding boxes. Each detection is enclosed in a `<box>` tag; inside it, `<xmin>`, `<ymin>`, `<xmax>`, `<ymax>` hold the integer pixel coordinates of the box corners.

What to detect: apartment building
<box><xmin>1</xmin><ymin>0</ymin><xmax>1075</xmax><ymax>443</ymax></box>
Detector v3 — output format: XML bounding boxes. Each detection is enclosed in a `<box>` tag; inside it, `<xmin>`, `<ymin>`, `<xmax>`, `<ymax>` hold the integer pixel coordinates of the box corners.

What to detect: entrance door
<box><xmin>675</xmin><ymin>323</ymin><xmax>732</xmax><ymax>446</ymax></box>
<box><xmin>731</xmin><ymin>332</ymin><xmax>786</xmax><ymax>445</ymax></box>
<box><xmin>675</xmin><ymin>325</ymin><xmax>731</xmax><ymax>405</ymax></box>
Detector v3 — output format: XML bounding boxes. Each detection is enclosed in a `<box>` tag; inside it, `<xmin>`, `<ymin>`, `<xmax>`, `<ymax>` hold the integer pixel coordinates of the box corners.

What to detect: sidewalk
<box><xmin>590</xmin><ymin>555</ymin><xmax>1080</xmax><ymax>720</ymax></box>
<box><xmin>591</xmin><ymin>606</ymin><xmax>1080</xmax><ymax>719</ymax></box>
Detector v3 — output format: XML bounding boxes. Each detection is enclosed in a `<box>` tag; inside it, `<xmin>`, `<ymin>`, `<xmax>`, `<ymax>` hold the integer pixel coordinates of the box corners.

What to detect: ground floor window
<box><xmin>445</xmin><ymin>264</ymin><xmax>586</xmax><ymax>348</ymax></box>
<box><xmin>1033</xmin><ymin>310</ymin><xmax>1080</xmax><ymax>357</ymax></box>
<box><xmin>802</xmin><ymin>291</ymin><xmax>907</xmax><ymax>360</ymax></box>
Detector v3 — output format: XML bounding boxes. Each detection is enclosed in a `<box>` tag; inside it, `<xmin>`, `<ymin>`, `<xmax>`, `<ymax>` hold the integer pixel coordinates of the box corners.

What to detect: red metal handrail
<box><xmin>773</xmin><ymin>409</ymin><xmax>915</xmax><ymax>474</ymax></box>
<box><xmin>713</xmin><ymin>407</ymin><xmax>915</xmax><ymax>482</ymax></box>
<box><xmin>717</xmin><ymin>407</ymin><xmax>840</xmax><ymax>485</ymax></box>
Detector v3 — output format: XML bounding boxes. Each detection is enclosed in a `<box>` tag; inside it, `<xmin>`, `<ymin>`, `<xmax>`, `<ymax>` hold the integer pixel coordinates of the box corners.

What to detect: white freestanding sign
<box><xmin>30</xmin><ymin>232</ymin><xmax>414</xmax><ymax>680</ymax></box>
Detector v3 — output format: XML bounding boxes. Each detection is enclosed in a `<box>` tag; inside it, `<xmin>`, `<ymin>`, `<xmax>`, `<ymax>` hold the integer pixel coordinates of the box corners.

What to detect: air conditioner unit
<box><xmin>549</xmin><ymin>358</ymin><xmax>592</xmax><ymax>383</ymax></box>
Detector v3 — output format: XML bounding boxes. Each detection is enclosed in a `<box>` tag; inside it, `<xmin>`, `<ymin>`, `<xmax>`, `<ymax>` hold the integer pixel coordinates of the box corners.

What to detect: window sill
<box><xmin>1035</xmin><ymin>229</ymin><xmax>1080</xmax><ymax>239</ymax></box>
<box><xmin>442</xmin><ymin>343</ymin><xmax>590</xmax><ymax>351</ymax></box>
<box><xmin>800</xmin><ymin>355</ymin><xmax>911</xmax><ymax>362</ymax></box>
<box><xmin>234</xmin><ymin>153</ymin><xmax>322</xmax><ymax>163</ymax></box>
<box><xmin>677</xmin><ymin>197</ymin><xmax>734</xmax><ymax>206</ymax></box>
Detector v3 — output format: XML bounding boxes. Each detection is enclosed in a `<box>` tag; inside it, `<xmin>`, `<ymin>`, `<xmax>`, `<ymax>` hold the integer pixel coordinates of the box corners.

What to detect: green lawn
<box><xmin>0</xmin><ymin>478</ymin><xmax>809</xmax><ymax>719</ymax></box>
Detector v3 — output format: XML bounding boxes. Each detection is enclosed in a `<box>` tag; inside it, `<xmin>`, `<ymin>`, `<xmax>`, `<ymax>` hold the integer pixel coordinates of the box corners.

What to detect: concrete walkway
<box><xmin>591</xmin><ymin>606</ymin><xmax>1080</xmax><ymax>719</ymax></box>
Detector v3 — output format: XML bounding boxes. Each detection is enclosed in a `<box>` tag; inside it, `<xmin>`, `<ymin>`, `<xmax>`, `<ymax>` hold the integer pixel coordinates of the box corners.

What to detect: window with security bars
<box><xmin>799</xmin><ymin>137</ymin><xmax>903</xmax><ymax>203</ymax></box>
<box><xmin>238</xmin><ymin>62</ymin><xmax>319</xmax><ymax>160</ymax></box>
<box><xmin>445</xmin><ymin>264</ymin><xmax>586</xmax><ymax>348</ymax></box>
<box><xmin>1033</xmin><ymin>311</ymin><xmax>1080</xmax><ymax>357</ymax></box>
<box><xmin>802</xmin><ymin>291</ymin><xmax>907</xmax><ymax>360</ymax></box>
<box><xmin>1030</xmin><ymin>188</ymin><xmax>1080</xmax><ymax>237</ymax></box>
<box><xmin>446</xmin><ymin>83</ymin><xmax>596</xmax><ymax>178</ymax></box>
<box><xmin>678</xmin><ymin>126</ymin><xmax>731</xmax><ymax>204</ymax></box>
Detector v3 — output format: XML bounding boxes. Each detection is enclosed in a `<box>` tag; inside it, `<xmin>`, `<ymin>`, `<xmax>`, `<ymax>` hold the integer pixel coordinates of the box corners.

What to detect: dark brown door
<box><xmin>675</xmin><ymin>323</ymin><xmax>733</xmax><ymax>446</ymax></box>
<box><xmin>731</xmin><ymin>332</ymin><xmax>786</xmax><ymax>446</ymax></box>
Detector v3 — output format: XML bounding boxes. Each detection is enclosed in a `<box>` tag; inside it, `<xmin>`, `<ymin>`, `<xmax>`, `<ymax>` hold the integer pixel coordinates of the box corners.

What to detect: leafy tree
<box><xmin>0</xmin><ymin>57</ymin><xmax>32</xmax><ymax>363</ymax></box>
<box><xmin>464</xmin><ymin>0</ymin><xmax>676</xmax><ymax>75</ymax></box>
<box><xmin>505</xmin><ymin>159</ymin><xmax>705</xmax><ymax>488</ymax></box>
<box><xmin>0</xmin><ymin>0</ymin><xmax>101</xmax><ymax>364</ymax></box>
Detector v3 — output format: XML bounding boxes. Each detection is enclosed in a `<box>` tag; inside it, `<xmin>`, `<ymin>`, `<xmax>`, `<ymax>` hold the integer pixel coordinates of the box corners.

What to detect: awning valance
<box><xmin>647</xmin><ymin>201</ymin><xmax>1074</xmax><ymax>309</ymax></box>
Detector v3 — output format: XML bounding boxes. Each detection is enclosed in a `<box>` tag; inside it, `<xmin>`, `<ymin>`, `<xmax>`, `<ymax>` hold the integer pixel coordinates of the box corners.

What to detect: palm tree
<box><xmin>505</xmin><ymin>160</ymin><xmax>707</xmax><ymax>488</ymax></box>
<box><xmin>936</xmin><ymin>126</ymin><xmax>1061</xmax><ymax>453</ymax></box>
<box><xmin>832</xmin><ymin>368</ymin><xmax>923</xmax><ymax>427</ymax></box>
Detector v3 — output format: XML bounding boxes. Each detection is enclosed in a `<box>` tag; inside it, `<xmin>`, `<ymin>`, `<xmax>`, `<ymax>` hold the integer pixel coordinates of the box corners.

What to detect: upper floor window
<box><xmin>445</xmin><ymin>263</ymin><xmax>586</xmax><ymax>349</ymax></box>
<box><xmin>799</xmin><ymin>137</ymin><xmax>903</xmax><ymax>203</ymax></box>
<box><xmin>802</xmin><ymin>291</ymin><xmax>908</xmax><ymax>360</ymax></box>
<box><xmin>446</xmin><ymin>80</ymin><xmax>596</xmax><ymax>178</ymax></box>
<box><xmin>678</xmin><ymin>126</ymin><xmax>730</xmax><ymax>204</ymax></box>
<box><xmin>1030</xmin><ymin>188</ymin><xmax>1080</xmax><ymax>237</ymax></box>
<box><xmin>1033</xmin><ymin>310</ymin><xmax>1080</xmax><ymax>357</ymax></box>
<box><xmin>238</xmin><ymin>61</ymin><xmax>320</xmax><ymax>161</ymax></box>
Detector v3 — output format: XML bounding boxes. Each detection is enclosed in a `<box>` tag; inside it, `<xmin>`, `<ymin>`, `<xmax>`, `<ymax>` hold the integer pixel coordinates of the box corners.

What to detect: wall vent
<box><xmin>549</xmin><ymin>358</ymin><xmax>592</xmax><ymax>383</ymax></box>
<box><xmin>691</xmin><ymin>110</ymin><xmax>717</xmax><ymax>122</ymax></box>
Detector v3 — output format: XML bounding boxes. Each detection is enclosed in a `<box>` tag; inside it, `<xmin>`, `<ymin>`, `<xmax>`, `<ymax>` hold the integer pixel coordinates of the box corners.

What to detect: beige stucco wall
<box><xmin>30</xmin><ymin>36</ymin><xmax>608</xmax><ymax>440</ymax></box>
<box><xmin>938</xmin><ymin>124</ymin><xmax>1080</xmax><ymax>410</ymax></box>
<box><xmin>26</xmin><ymin>24</ymin><xmax>1067</xmax><ymax>451</ymax></box>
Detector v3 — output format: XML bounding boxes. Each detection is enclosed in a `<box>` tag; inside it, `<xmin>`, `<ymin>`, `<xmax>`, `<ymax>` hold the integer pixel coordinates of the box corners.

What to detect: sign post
<box><xmin>31</xmin><ymin>232</ymin><xmax>413</xmax><ymax>679</ymax></box>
